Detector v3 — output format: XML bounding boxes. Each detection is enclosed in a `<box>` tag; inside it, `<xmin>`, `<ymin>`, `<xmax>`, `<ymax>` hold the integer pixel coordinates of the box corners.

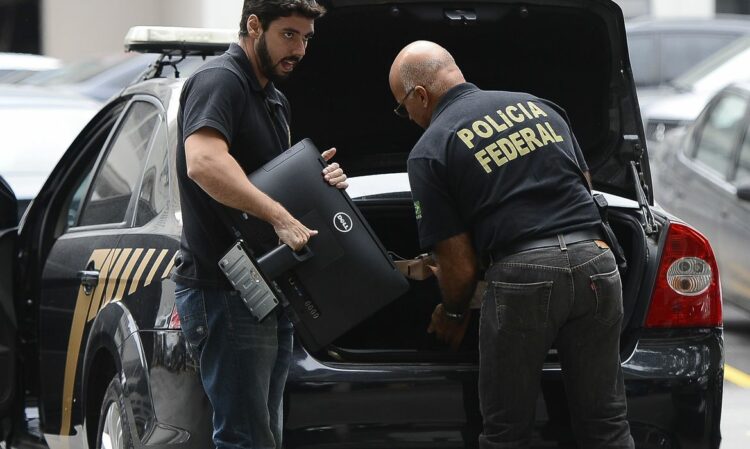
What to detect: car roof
<box><xmin>0</xmin><ymin>52</ymin><xmax>61</xmax><ymax>70</ymax></box>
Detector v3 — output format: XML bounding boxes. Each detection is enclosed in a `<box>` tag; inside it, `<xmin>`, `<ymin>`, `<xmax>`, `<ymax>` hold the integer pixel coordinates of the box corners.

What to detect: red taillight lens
<box><xmin>645</xmin><ymin>222</ymin><xmax>722</xmax><ymax>328</ymax></box>
<box><xmin>168</xmin><ymin>304</ymin><xmax>181</xmax><ymax>330</ymax></box>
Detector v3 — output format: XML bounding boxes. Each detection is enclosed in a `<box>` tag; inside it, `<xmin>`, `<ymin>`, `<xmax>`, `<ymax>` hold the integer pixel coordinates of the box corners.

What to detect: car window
<box><xmin>737</xmin><ymin>124</ymin><xmax>750</xmax><ymax>185</ymax></box>
<box><xmin>67</xmin><ymin>169</ymin><xmax>94</xmax><ymax>228</ymax></box>
<box><xmin>661</xmin><ymin>34</ymin><xmax>735</xmax><ymax>83</ymax></box>
<box><xmin>134</xmin><ymin>122</ymin><xmax>169</xmax><ymax>227</ymax></box>
<box><xmin>628</xmin><ymin>35</ymin><xmax>659</xmax><ymax>87</ymax></box>
<box><xmin>694</xmin><ymin>93</ymin><xmax>748</xmax><ymax>177</ymax></box>
<box><xmin>77</xmin><ymin>101</ymin><xmax>160</xmax><ymax>227</ymax></box>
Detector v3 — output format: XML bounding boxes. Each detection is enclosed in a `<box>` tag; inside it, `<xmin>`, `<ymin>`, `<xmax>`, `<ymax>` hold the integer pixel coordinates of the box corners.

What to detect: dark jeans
<box><xmin>174</xmin><ymin>284</ymin><xmax>294</xmax><ymax>449</ymax></box>
<box><xmin>478</xmin><ymin>240</ymin><xmax>634</xmax><ymax>449</ymax></box>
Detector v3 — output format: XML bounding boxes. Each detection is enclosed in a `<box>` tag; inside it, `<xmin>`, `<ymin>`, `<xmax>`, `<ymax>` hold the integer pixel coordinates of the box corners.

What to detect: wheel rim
<box><xmin>101</xmin><ymin>400</ymin><xmax>124</xmax><ymax>449</ymax></box>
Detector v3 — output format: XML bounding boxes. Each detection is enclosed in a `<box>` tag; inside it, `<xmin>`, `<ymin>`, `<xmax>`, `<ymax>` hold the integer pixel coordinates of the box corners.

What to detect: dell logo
<box><xmin>333</xmin><ymin>212</ymin><xmax>353</xmax><ymax>233</ymax></box>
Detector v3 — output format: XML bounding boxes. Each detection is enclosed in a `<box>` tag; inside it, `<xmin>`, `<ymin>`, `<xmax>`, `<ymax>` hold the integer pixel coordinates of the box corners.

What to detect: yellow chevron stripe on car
<box><xmin>161</xmin><ymin>252</ymin><xmax>177</xmax><ymax>279</ymax></box>
<box><xmin>145</xmin><ymin>249</ymin><xmax>168</xmax><ymax>287</ymax></box>
<box><xmin>115</xmin><ymin>248</ymin><xmax>144</xmax><ymax>301</ymax></box>
<box><xmin>86</xmin><ymin>249</ymin><xmax>118</xmax><ymax>323</ymax></box>
<box><xmin>103</xmin><ymin>248</ymin><xmax>133</xmax><ymax>306</ymax></box>
<box><xmin>61</xmin><ymin>246</ymin><xmax>175</xmax><ymax>435</ymax></box>
<box><xmin>60</xmin><ymin>248</ymin><xmax>111</xmax><ymax>435</ymax></box>
<box><xmin>129</xmin><ymin>248</ymin><xmax>156</xmax><ymax>295</ymax></box>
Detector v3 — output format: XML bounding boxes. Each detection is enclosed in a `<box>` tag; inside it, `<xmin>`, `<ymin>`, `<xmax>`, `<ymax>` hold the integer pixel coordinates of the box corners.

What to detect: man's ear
<box><xmin>415</xmin><ymin>85</ymin><xmax>429</xmax><ymax>108</ymax></box>
<box><xmin>247</xmin><ymin>15</ymin><xmax>262</xmax><ymax>38</ymax></box>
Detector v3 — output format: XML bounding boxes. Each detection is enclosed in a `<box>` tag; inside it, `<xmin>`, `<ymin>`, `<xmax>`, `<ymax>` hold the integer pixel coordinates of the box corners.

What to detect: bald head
<box><xmin>389</xmin><ymin>41</ymin><xmax>465</xmax><ymax>128</ymax></box>
<box><xmin>390</xmin><ymin>41</ymin><xmax>464</xmax><ymax>99</ymax></box>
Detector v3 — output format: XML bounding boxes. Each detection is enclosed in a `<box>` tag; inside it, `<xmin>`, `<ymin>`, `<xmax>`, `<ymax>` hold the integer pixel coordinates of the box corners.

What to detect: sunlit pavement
<box><xmin>721</xmin><ymin>302</ymin><xmax>750</xmax><ymax>449</ymax></box>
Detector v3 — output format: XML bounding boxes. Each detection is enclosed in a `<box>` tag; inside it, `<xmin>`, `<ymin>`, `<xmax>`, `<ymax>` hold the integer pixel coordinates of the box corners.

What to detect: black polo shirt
<box><xmin>407</xmin><ymin>83</ymin><xmax>601</xmax><ymax>260</ymax></box>
<box><xmin>173</xmin><ymin>43</ymin><xmax>292</xmax><ymax>289</ymax></box>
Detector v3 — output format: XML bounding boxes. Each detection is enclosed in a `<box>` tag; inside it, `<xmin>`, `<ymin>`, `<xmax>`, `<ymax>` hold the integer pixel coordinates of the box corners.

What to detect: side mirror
<box><xmin>737</xmin><ymin>183</ymin><xmax>750</xmax><ymax>202</ymax></box>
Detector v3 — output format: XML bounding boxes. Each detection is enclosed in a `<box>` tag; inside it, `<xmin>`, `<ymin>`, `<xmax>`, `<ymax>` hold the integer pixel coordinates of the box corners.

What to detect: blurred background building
<box><xmin>0</xmin><ymin>0</ymin><xmax>748</xmax><ymax>58</ymax></box>
<box><xmin>1</xmin><ymin>0</ymin><xmax>243</xmax><ymax>58</ymax></box>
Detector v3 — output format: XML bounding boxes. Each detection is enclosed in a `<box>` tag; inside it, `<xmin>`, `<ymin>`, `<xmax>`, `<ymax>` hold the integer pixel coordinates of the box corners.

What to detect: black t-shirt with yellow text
<box><xmin>407</xmin><ymin>83</ymin><xmax>600</xmax><ymax>259</ymax></box>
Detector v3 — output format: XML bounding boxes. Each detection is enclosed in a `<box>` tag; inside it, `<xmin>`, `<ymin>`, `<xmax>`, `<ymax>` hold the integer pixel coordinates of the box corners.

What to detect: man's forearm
<box><xmin>432</xmin><ymin>233</ymin><xmax>479</xmax><ymax>313</ymax></box>
<box><xmin>187</xmin><ymin>141</ymin><xmax>289</xmax><ymax>226</ymax></box>
<box><xmin>435</xmin><ymin>271</ymin><xmax>476</xmax><ymax>313</ymax></box>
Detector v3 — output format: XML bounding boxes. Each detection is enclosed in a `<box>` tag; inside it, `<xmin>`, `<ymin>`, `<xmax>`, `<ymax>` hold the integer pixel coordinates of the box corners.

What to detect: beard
<box><xmin>257</xmin><ymin>33</ymin><xmax>300</xmax><ymax>83</ymax></box>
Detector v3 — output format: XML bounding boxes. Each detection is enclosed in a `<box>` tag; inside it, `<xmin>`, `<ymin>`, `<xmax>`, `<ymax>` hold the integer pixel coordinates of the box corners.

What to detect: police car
<box><xmin>0</xmin><ymin>1</ymin><xmax>723</xmax><ymax>448</ymax></box>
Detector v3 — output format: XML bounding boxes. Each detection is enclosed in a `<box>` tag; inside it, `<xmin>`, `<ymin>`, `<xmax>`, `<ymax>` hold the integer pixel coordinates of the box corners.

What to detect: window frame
<box><xmin>131</xmin><ymin>114</ymin><xmax>170</xmax><ymax>228</ymax></box>
<box><xmin>68</xmin><ymin>95</ymin><xmax>166</xmax><ymax>232</ymax></box>
<box><xmin>688</xmin><ymin>89</ymin><xmax>750</xmax><ymax>180</ymax></box>
<box><xmin>730</xmin><ymin>96</ymin><xmax>750</xmax><ymax>185</ymax></box>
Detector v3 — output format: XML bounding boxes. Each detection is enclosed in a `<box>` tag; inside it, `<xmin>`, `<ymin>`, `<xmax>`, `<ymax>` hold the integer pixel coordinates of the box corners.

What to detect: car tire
<box><xmin>95</xmin><ymin>376</ymin><xmax>134</xmax><ymax>449</ymax></box>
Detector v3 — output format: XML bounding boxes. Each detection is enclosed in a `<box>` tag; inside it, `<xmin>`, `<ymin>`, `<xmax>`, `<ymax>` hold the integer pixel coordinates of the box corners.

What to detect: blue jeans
<box><xmin>174</xmin><ymin>284</ymin><xmax>294</xmax><ymax>449</ymax></box>
<box><xmin>479</xmin><ymin>240</ymin><xmax>634</xmax><ymax>449</ymax></box>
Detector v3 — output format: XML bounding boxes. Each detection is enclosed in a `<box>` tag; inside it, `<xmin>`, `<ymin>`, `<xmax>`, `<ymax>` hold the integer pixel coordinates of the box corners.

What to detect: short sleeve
<box><xmin>181</xmin><ymin>68</ymin><xmax>246</xmax><ymax>145</ymax></box>
<box><xmin>570</xmin><ymin>132</ymin><xmax>589</xmax><ymax>171</ymax></box>
<box><xmin>407</xmin><ymin>157</ymin><xmax>466</xmax><ymax>250</ymax></box>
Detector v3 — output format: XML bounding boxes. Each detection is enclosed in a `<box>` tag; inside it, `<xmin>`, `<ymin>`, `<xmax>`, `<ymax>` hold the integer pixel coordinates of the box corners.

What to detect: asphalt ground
<box><xmin>720</xmin><ymin>301</ymin><xmax>750</xmax><ymax>449</ymax></box>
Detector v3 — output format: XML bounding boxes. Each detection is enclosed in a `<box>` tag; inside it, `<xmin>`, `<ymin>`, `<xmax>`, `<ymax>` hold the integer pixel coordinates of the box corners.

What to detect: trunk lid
<box><xmin>284</xmin><ymin>0</ymin><xmax>652</xmax><ymax>203</ymax></box>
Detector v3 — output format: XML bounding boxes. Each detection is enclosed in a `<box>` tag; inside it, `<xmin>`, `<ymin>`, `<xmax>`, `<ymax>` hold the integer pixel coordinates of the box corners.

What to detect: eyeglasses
<box><xmin>393</xmin><ymin>86</ymin><xmax>416</xmax><ymax>118</ymax></box>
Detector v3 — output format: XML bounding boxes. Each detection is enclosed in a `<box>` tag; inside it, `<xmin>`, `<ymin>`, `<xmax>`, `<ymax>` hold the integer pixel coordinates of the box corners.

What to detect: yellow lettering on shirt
<box><xmin>458</xmin><ymin>128</ymin><xmax>475</xmax><ymax>149</ymax></box>
<box><xmin>536</xmin><ymin>123</ymin><xmax>556</xmax><ymax>145</ymax></box>
<box><xmin>497</xmin><ymin>138</ymin><xmax>518</xmax><ymax>161</ymax></box>
<box><xmin>485</xmin><ymin>142</ymin><xmax>509</xmax><ymax>166</ymax></box>
<box><xmin>505</xmin><ymin>105</ymin><xmax>525</xmax><ymax>123</ymax></box>
<box><xmin>497</xmin><ymin>109</ymin><xmax>514</xmax><ymax>128</ymax></box>
<box><xmin>485</xmin><ymin>115</ymin><xmax>508</xmax><ymax>132</ymax></box>
<box><xmin>473</xmin><ymin>120</ymin><xmax>494</xmax><ymax>138</ymax></box>
<box><xmin>545</xmin><ymin>122</ymin><xmax>564</xmax><ymax>142</ymax></box>
<box><xmin>517</xmin><ymin>103</ymin><xmax>534</xmax><ymax>120</ymax></box>
<box><xmin>519</xmin><ymin>127</ymin><xmax>543</xmax><ymax>151</ymax></box>
<box><xmin>527</xmin><ymin>101</ymin><xmax>548</xmax><ymax>118</ymax></box>
<box><xmin>475</xmin><ymin>149</ymin><xmax>493</xmax><ymax>173</ymax></box>
<box><xmin>458</xmin><ymin>102</ymin><xmax>573</xmax><ymax>174</ymax></box>
<box><xmin>508</xmin><ymin>131</ymin><xmax>530</xmax><ymax>156</ymax></box>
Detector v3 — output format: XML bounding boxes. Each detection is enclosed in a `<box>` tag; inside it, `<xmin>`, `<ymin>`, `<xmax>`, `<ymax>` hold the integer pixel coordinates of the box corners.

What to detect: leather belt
<box><xmin>489</xmin><ymin>227</ymin><xmax>604</xmax><ymax>264</ymax></box>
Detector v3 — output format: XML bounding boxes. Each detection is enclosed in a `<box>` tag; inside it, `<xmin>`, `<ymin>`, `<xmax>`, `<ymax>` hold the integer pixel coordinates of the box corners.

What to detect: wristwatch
<box><xmin>442</xmin><ymin>304</ymin><xmax>466</xmax><ymax>321</ymax></box>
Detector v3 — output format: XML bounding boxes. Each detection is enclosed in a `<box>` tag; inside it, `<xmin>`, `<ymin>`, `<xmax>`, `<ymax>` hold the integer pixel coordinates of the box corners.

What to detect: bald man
<box><xmin>390</xmin><ymin>41</ymin><xmax>634</xmax><ymax>449</ymax></box>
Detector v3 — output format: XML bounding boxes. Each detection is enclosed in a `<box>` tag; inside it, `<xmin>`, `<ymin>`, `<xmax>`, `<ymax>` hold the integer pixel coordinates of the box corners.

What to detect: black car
<box><xmin>0</xmin><ymin>2</ymin><xmax>724</xmax><ymax>449</ymax></box>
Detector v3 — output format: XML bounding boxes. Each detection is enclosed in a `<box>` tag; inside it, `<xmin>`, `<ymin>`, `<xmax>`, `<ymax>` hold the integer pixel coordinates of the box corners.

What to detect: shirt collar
<box><xmin>227</xmin><ymin>42</ymin><xmax>278</xmax><ymax>97</ymax></box>
<box><xmin>431</xmin><ymin>82</ymin><xmax>479</xmax><ymax>124</ymax></box>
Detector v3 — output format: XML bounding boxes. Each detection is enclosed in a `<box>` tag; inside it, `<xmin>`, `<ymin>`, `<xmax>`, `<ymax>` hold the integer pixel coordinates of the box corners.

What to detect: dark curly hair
<box><xmin>239</xmin><ymin>0</ymin><xmax>326</xmax><ymax>37</ymax></box>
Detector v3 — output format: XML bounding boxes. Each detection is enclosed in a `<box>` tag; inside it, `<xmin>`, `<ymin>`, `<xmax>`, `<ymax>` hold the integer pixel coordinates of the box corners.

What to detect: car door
<box><xmin>0</xmin><ymin>176</ymin><xmax>17</xmax><ymax>420</ymax></box>
<box><xmin>37</xmin><ymin>98</ymin><xmax>163</xmax><ymax>437</ymax></box>
<box><xmin>665</xmin><ymin>91</ymin><xmax>749</xmax><ymax>259</ymax></box>
<box><xmin>721</xmin><ymin>120</ymin><xmax>750</xmax><ymax>311</ymax></box>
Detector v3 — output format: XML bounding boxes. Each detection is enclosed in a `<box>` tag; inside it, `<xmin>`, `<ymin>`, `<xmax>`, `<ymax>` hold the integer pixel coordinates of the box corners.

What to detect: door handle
<box><xmin>78</xmin><ymin>270</ymin><xmax>100</xmax><ymax>295</ymax></box>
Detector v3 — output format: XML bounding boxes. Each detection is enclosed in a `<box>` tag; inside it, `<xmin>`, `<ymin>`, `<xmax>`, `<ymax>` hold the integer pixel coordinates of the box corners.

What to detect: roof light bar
<box><xmin>124</xmin><ymin>26</ymin><xmax>236</xmax><ymax>55</ymax></box>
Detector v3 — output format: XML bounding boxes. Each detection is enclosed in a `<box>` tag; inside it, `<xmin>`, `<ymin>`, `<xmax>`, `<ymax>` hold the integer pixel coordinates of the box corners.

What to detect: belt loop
<box><xmin>557</xmin><ymin>234</ymin><xmax>567</xmax><ymax>252</ymax></box>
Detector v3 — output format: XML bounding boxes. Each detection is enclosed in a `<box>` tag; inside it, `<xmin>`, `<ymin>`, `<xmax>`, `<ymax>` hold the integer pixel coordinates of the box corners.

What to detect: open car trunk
<box><xmin>279</xmin><ymin>1</ymin><xmax>653</xmax><ymax>362</ymax></box>
<box><xmin>322</xmin><ymin>195</ymin><xmax>649</xmax><ymax>363</ymax></box>
<box><xmin>285</xmin><ymin>0</ymin><xmax>650</xmax><ymax>202</ymax></box>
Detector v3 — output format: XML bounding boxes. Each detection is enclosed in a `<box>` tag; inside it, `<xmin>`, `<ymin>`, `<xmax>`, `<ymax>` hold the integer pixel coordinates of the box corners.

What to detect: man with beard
<box><xmin>171</xmin><ymin>1</ymin><xmax>347</xmax><ymax>448</ymax></box>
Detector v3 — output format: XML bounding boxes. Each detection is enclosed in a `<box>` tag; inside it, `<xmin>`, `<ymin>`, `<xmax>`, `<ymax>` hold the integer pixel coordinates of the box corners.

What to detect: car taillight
<box><xmin>168</xmin><ymin>304</ymin><xmax>181</xmax><ymax>330</ymax></box>
<box><xmin>645</xmin><ymin>222</ymin><xmax>722</xmax><ymax>328</ymax></box>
